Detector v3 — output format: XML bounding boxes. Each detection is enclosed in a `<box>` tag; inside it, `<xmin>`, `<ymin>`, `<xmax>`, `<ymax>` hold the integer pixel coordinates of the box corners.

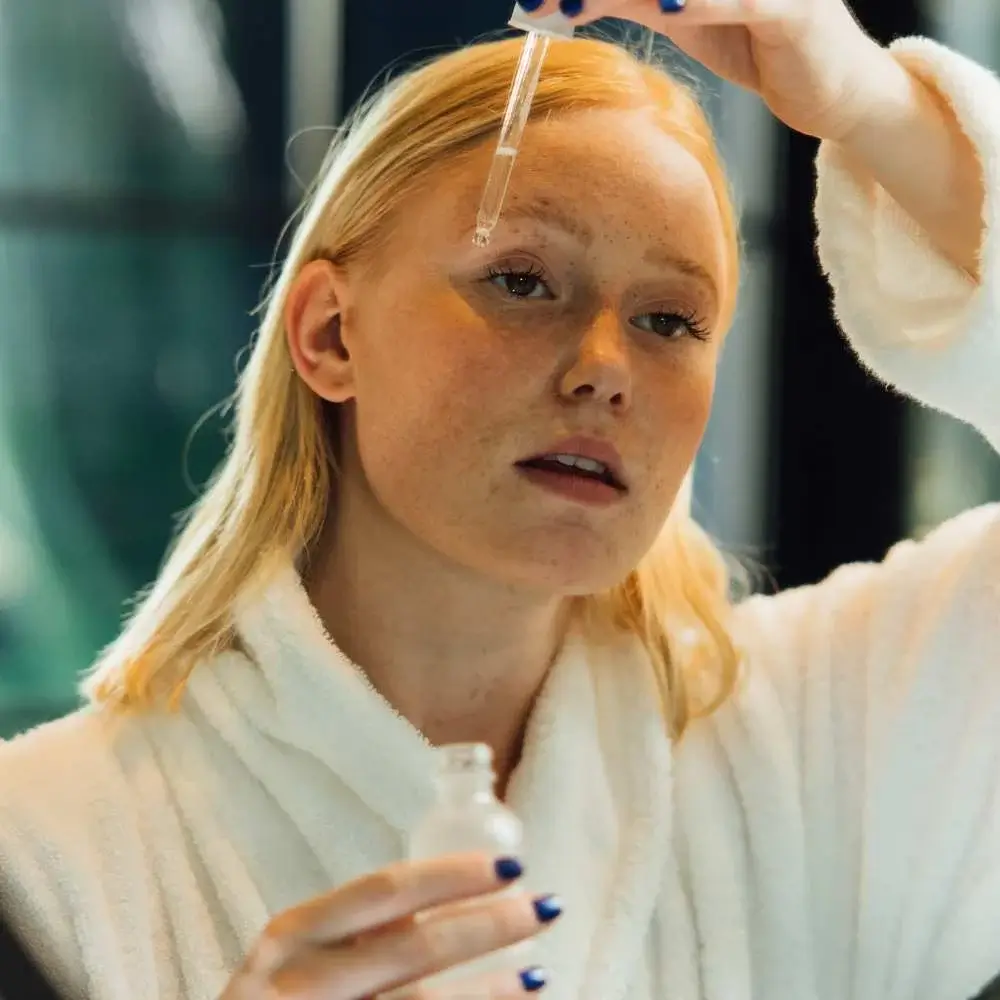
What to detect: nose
<box><xmin>557</xmin><ymin>312</ymin><xmax>632</xmax><ymax>412</ymax></box>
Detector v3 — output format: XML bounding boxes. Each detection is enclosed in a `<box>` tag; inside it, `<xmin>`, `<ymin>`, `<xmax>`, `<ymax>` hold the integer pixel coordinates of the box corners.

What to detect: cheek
<box><xmin>349</xmin><ymin>292</ymin><xmax>534</xmax><ymax>468</ymax></box>
<box><xmin>643</xmin><ymin>358</ymin><xmax>717</xmax><ymax>480</ymax></box>
<box><xmin>684</xmin><ymin>366</ymin><xmax>717</xmax><ymax>432</ymax></box>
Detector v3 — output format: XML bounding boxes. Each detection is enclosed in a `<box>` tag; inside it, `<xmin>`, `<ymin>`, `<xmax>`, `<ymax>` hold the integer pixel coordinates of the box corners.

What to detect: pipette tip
<box><xmin>473</xmin><ymin>227</ymin><xmax>492</xmax><ymax>248</ymax></box>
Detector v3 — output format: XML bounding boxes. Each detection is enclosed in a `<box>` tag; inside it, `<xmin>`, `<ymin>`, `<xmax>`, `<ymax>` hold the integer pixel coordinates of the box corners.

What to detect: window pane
<box><xmin>0</xmin><ymin>230</ymin><xmax>264</xmax><ymax>730</ymax></box>
<box><xmin>0</xmin><ymin>0</ymin><xmax>255</xmax><ymax>199</ymax></box>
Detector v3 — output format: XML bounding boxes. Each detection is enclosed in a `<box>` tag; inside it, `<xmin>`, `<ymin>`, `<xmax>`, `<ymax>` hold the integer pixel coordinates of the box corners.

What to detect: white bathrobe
<box><xmin>3</xmin><ymin>35</ymin><xmax>1000</xmax><ymax>1000</ymax></box>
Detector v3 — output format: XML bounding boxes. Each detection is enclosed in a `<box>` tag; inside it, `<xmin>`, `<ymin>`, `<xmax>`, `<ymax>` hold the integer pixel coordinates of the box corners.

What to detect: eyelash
<box><xmin>486</xmin><ymin>263</ymin><xmax>548</xmax><ymax>286</ymax></box>
<box><xmin>485</xmin><ymin>264</ymin><xmax>712</xmax><ymax>342</ymax></box>
<box><xmin>653</xmin><ymin>307</ymin><xmax>712</xmax><ymax>343</ymax></box>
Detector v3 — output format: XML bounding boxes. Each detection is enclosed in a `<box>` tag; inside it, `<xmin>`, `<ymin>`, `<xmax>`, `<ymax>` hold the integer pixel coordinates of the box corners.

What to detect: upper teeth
<box><xmin>548</xmin><ymin>454</ymin><xmax>610</xmax><ymax>476</ymax></box>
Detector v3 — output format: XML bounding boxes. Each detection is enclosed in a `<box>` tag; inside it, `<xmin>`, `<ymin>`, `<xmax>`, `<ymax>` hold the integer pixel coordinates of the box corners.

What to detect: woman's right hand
<box><xmin>220</xmin><ymin>853</ymin><xmax>560</xmax><ymax>999</ymax></box>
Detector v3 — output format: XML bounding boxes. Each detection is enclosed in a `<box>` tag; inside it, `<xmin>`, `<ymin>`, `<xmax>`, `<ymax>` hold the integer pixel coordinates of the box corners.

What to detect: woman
<box><xmin>2</xmin><ymin>0</ymin><xmax>998</xmax><ymax>998</ymax></box>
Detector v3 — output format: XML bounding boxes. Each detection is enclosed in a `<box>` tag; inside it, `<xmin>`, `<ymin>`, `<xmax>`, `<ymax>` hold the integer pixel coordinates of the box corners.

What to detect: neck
<box><xmin>304</xmin><ymin>476</ymin><xmax>573</xmax><ymax>794</ymax></box>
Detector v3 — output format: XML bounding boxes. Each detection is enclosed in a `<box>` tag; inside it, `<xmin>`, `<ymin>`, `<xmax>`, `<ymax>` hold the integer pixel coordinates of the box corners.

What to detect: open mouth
<box><xmin>515</xmin><ymin>453</ymin><xmax>628</xmax><ymax>493</ymax></box>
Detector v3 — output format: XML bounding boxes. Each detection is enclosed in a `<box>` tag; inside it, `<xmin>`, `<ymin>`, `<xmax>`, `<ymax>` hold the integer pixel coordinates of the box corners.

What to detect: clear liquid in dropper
<box><xmin>473</xmin><ymin>146</ymin><xmax>518</xmax><ymax>247</ymax></box>
<box><xmin>473</xmin><ymin>28</ymin><xmax>551</xmax><ymax>247</ymax></box>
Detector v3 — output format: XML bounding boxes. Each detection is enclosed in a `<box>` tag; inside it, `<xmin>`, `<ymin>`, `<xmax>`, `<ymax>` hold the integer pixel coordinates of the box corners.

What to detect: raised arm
<box><xmin>835</xmin><ymin>40</ymin><xmax>986</xmax><ymax>281</ymax></box>
<box><xmin>714</xmin><ymin>42</ymin><xmax>1000</xmax><ymax>1000</ymax></box>
<box><xmin>816</xmin><ymin>38</ymin><xmax>1000</xmax><ymax>452</ymax></box>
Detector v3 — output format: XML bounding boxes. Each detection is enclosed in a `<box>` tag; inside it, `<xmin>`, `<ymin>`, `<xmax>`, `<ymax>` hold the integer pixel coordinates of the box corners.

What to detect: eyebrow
<box><xmin>641</xmin><ymin>246</ymin><xmax>719</xmax><ymax>298</ymax></box>
<box><xmin>497</xmin><ymin>200</ymin><xmax>719</xmax><ymax>298</ymax></box>
<box><xmin>498</xmin><ymin>201</ymin><xmax>595</xmax><ymax>246</ymax></box>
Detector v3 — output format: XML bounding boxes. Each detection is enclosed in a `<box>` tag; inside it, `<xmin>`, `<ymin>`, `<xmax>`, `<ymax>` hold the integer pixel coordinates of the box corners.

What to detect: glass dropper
<box><xmin>473</xmin><ymin>5</ymin><xmax>576</xmax><ymax>248</ymax></box>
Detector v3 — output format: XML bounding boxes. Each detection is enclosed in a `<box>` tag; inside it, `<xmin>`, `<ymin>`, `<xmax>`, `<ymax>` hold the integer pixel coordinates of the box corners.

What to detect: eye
<box><xmin>631</xmin><ymin>309</ymin><xmax>711</xmax><ymax>342</ymax></box>
<box><xmin>486</xmin><ymin>265</ymin><xmax>553</xmax><ymax>300</ymax></box>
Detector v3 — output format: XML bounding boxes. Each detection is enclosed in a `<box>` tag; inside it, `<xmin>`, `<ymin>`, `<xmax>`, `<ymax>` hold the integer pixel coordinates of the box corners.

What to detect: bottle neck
<box><xmin>434</xmin><ymin>774</ymin><xmax>497</xmax><ymax>806</ymax></box>
<box><xmin>433</xmin><ymin>743</ymin><xmax>498</xmax><ymax>806</ymax></box>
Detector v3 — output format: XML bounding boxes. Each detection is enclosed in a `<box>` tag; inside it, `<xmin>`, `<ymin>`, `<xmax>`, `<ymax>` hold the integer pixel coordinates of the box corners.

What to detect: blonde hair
<box><xmin>83</xmin><ymin>35</ymin><xmax>743</xmax><ymax>741</ymax></box>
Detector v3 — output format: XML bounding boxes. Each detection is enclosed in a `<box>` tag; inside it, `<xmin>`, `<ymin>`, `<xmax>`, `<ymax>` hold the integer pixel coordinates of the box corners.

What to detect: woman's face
<box><xmin>295</xmin><ymin>107</ymin><xmax>729</xmax><ymax>595</ymax></box>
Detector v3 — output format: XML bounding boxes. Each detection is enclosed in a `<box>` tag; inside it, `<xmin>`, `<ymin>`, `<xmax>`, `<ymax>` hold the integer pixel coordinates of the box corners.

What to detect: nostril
<box><xmin>572</xmin><ymin>384</ymin><xmax>595</xmax><ymax>398</ymax></box>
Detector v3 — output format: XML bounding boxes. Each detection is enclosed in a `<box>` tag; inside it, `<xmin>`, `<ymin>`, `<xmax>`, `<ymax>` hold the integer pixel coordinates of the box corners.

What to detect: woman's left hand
<box><xmin>527</xmin><ymin>0</ymin><xmax>899</xmax><ymax>143</ymax></box>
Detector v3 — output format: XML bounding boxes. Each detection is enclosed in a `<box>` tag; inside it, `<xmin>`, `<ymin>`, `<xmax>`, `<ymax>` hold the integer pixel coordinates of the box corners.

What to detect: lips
<box><xmin>516</xmin><ymin>436</ymin><xmax>629</xmax><ymax>492</ymax></box>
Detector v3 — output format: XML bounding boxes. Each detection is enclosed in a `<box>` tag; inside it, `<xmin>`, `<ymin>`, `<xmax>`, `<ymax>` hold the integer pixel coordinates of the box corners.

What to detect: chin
<box><xmin>484</xmin><ymin>536</ymin><xmax>645</xmax><ymax>597</ymax></box>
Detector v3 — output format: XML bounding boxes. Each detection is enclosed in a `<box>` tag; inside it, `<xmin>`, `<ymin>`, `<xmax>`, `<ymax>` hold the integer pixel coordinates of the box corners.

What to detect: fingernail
<box><xmin>495</xmin><ymin>857</ymin><xmax>524</xmax><ymax>882</ymax></box>
<box><xmin>520</xmin><ymin>966</ymin><xmax>549</xmax><ymax>992</ymax></box>
<box><xmin>532</xmin><ymin>894</ymin><xmax>563</xmax><ymax>923</ymax></box>
<box><xmin>518</xmin><ymin>0</ymin><xmax>546</xmax><ymax>10</ymax></box>
<box><xmin>659</xmin><ymin>0</ymin><xmax>687</xmax><ymax>11</ymax></box>
<box><xmin>558</xmin><ymin>0</ymin><xmax>585</xmax><ymax>17</ymax></box>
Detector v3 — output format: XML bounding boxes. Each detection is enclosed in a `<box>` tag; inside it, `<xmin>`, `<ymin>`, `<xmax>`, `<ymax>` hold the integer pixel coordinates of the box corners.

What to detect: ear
<box><xmin>284</xmin><ymin>259</ymin><xmax>357</xmax><ymax>404</ymax></box>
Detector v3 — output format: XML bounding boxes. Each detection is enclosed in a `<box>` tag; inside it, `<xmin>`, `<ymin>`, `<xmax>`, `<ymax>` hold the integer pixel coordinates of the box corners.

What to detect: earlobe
<box><xmin>284</xmin><ymin>258</ymin><xmax>358</xmax><ymax>404</ymax></box>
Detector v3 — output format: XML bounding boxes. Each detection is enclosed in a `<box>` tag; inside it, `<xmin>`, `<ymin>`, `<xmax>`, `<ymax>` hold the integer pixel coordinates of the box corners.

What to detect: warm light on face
<box><xmin>310</xmin><ymin>107</ymin><xmax>729</xmax><ymax>595</ymax></box>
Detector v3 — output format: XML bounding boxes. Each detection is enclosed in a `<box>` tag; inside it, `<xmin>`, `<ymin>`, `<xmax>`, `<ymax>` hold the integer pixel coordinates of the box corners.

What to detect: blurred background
<box><xmin>0</xmin><ymin>0</ymin><xmax>997</xmax><ymax>738</ymax></box>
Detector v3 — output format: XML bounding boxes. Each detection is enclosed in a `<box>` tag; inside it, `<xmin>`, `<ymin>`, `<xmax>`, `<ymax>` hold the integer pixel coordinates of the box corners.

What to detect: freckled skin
<box><xmin>318</xmin><ymin>108</ymin><xmax>728</xmax><ymax>595</ymax></box>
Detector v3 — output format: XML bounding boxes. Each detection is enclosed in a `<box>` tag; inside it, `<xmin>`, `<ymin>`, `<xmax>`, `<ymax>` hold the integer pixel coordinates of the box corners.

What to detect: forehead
<box><xmin>404</xmin><ymin>107</ymin><xmax>727</xmax><ymax>277</ymax></box>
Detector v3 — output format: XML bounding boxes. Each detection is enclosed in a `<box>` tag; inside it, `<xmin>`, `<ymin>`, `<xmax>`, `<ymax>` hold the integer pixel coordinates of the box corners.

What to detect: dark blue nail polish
<box><xmin>558</xmin><ymin>0</ymin><xmax>585</xmax><ymax>17</ymax></box>
<box><xmin>518</xmin><ymin>0</ymin><xmax>546</xmax><ymax>10</ymax></box>
<box><xmin>659</xmin><ymin>0</ymin><xmax>686</xmax><ymax>11</ymax></box>
<box><xmin>532</xmin><ymin>894</ymin><xmax>563</xmax><ymax>924</ymax></box>
<box><xmin>495</xmin><ymin>857</ymin><xmax>524</xmax><ymax>882</ymax></box>
<box><xmin>520</xmin><ymin>966</ymin><xmax>549</xmax><ymax>993</ymax></box>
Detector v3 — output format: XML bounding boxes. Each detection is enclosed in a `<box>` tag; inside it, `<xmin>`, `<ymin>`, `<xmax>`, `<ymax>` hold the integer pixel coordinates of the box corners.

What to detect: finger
<box><xmin>268</xmin><ymin>892</ymin><xmax>558</xmax><ymax>1000</ymax></box>
<box><xmin>255</xmin><ymin>854</ymin><xmax>521</xmax><ymax>971</ymax></box>
<box><xmin>380</xmin><ymin>965</ymin><xmax>550</xmax><ymax>1000</ymax></box>
<box><xmin>659</xmin><ymin>0</ymin><xmax>797</xmax><ymax>22</ymax></box>
<box><xmin>514</xmin><ymin>1</ymin><xmax>631</xmax><ymax>27</ymax></box>
<box><xmin>515</xmin><ymin>0</ymin><xmax>771</xmax><ymax>32</ymax></box>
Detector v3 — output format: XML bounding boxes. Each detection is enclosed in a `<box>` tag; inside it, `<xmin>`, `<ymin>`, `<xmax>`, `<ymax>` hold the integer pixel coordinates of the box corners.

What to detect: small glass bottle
<box><xmin>408</xmin><ymin>743</ymin><xmax>531</xmax><ymax>987</ymax></box>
